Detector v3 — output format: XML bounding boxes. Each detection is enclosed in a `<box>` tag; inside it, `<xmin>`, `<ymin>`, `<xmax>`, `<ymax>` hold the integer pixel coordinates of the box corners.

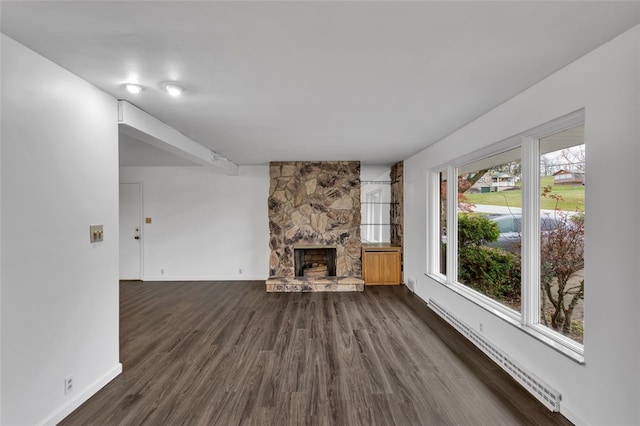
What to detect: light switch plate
<box><xmin>90</xmin><ymin>225</ymin><xmax>104</xmax><ymax>243</ymax></box>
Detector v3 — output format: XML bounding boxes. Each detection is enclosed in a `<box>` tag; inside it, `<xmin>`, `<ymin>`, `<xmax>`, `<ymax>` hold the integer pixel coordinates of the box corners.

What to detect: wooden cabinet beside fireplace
<box><xmin>361</xmin><ymin>244</ymin><xmax>401</xmax><ymax>285</ymax></box>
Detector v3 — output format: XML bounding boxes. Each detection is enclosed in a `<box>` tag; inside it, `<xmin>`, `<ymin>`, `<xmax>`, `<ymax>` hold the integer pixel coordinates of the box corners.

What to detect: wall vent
<box><xmin>428</xmin><ymin>298</ymin><xmax>561</xmax><ymax>412</ymax></box>
<box><xmin>406</xmin><ymin>278</ymin><xmax>415</xmax><ymax>292</ymax></box>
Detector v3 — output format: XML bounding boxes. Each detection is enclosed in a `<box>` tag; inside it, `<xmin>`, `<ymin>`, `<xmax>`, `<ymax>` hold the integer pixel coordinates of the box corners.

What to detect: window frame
<box><xmin>427</xmin><ymin>110</ymin><xmax>585</xmax><ymax>362</ymax></box>
<box><xmin>428</xmin><ymin>169</ymin><xmax>448</xmax><ymax>280</ymax></box>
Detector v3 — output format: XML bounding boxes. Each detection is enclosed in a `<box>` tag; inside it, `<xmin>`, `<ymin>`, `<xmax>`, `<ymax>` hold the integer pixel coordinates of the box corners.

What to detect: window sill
<box><xmin>425</xmin><ymin>273</ymin><xmax>585</xmax><ymax>364</ymax></box>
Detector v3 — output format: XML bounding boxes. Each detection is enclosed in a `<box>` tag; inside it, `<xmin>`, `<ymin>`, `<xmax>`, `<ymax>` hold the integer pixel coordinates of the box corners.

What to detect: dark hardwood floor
<box><xmin>60</xmin><ymin>281</ymin><xmax>571</xmax><ymax>425</ymax></box>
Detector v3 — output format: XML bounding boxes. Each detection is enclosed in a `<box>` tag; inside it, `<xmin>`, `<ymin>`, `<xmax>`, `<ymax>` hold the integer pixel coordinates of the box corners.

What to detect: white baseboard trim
<box><xmin>41</xmin><ymin>363</ymin><xmax>122</xmax><ymax>426</ymax></box>
<box><xmin>141</xmin><ymin>276</ymin><xmax>267</xmax><ymax>281</ymax></box>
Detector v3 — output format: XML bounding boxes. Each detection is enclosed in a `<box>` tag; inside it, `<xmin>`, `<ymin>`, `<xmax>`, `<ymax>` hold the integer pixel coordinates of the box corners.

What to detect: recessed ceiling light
<box><xmin>164</xmin><ymin>83</ymin><xmax>184</xmax><ymax>97</ymax></box>
<box><xmin>124</xmin><ymin>83</ymin><xmax>143</xmax><ymax>94</ymax></box>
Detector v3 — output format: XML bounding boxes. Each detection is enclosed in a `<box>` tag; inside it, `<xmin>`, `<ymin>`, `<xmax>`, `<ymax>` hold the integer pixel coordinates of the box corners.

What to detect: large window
<box><xmin>456</xmin><ymin>148</ymin><xmax>522</xmax><ymax>312</ymax></box>
<box><xmin>539</xmin><ymin>126</ymin><xmax>585</xmax><ymax>344</ymax></box>
<box><xmin>432</xmin><ymin>113</ymin><xmax>585</xmax><ymax>354</ymax></box>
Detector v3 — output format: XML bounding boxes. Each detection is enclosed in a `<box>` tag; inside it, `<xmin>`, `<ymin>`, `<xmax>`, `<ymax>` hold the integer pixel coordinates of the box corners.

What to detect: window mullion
<box><xmin>427</xmin><ymin>171</ymin><xmax>440</xmax><ymax>274</ymax></box>
<box><xmin>447</xmin><ymin>165</ymin><xmax>457</xmax><ymax>284</ymax></box>
<box><xmin>521</xmin><ymin>136</ymin><xmax>540</xmax><ymax>326</ymax></box>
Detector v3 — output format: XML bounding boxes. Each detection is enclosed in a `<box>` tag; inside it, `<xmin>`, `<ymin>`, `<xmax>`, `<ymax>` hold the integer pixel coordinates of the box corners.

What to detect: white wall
<box><xmin>1</xmin><ymin>35</ymin><xmax>121</xmax><ymax>426</ymax></box>
<box><xmin>404</xmin><ymin>25</ymin><xmax>639</xmax><ymax>425</ymax></box>
<box><xmin>119</xmin><ymin>165</ymin><xmax>270</xmax><ymax>281</ymax></box>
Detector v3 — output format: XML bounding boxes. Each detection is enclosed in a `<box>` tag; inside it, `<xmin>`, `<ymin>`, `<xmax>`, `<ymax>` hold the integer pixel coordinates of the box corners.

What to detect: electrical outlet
<box><xmin>161</xmin><ymin>269</ymin><xmax>165</xmax><ymax>275</ymax></box>
<box><xmin>479</xmin><ymin>323</ymin><xmax>484</xmax><ymax>333</ymax></box>
<box><xmin>64</xmin><ymin>375</ymin><xmax>74</xmax><ymax>396</ymax></box>
<box><xmin>239</xmin><ymin>268</ymin><xmax>243</xmax><ymax>275</ymax></box>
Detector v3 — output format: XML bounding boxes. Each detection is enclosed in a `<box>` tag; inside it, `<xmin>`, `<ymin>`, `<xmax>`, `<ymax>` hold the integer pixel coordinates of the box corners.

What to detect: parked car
<box><xmin>487</xmin><ymin>214</ymin><xmax>568</xmax><ymax>252</ymax></box>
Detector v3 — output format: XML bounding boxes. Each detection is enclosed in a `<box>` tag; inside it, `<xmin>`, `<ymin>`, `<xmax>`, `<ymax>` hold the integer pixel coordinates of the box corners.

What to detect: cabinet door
<box><xmin>364</xmin><ymin>252</ymin><xmax>382</xmax><ymax>283</ymax></box>
<box><xmin>363</xmin><ymin>250</ymin><xmax>400</xmax><ymax>285</ymax></box>
<box><xmin>380</xmin><ymin>252</ymin><xmax>400</xmax><ymax>284</ymax></box>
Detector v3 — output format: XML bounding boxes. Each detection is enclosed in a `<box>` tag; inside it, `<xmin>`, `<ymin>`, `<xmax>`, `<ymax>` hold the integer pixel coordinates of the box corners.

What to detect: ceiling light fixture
<box><xmin>164</xmin><ymin>83</ymin><xmax>184</xmax><ymax>97</ymax></box>
<box><xmin>124</xmin><ymin>83</ymin><xmax>143</xmax><ymax>94</ymax></box>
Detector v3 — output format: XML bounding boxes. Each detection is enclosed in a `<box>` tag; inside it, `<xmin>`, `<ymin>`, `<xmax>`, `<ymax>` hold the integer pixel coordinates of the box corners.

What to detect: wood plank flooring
<box><xmin>60</xmin><ymin>281</ymin><xmax>572</xmax><ymax>425</ymax></box>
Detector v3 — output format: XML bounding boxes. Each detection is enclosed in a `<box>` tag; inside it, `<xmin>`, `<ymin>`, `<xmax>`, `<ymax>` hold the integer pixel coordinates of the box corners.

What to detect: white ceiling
<box><xmin>2</xmin><ymin>1</ymin><xmax>639</xmax><ymax>166</ymax></box>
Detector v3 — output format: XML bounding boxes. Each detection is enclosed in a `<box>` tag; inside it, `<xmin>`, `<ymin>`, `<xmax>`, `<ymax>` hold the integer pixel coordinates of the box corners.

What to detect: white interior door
<box><xmin>119</xmin><ymin>183</ymin><xmax>142</xmax><ymax>280</ymax></box>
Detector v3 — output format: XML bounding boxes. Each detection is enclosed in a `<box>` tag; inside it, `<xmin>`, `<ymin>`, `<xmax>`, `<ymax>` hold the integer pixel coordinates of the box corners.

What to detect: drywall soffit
<box><xmin>117</xmin><ymin>100</ymin><xmax>239</xmax><ymax>175</ymax></box>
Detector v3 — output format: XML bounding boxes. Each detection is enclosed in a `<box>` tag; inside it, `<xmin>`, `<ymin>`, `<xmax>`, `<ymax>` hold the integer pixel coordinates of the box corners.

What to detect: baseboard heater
<box><xmin>428</xmin><ymin>298</ymin><xmax>561</xmax><ymax>412</ymax></box>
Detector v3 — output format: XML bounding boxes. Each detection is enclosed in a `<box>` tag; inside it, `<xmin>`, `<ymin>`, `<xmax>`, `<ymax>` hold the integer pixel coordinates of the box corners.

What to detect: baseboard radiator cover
<box><xmin>428</xmin><ymin>298</ymin><xmax>561</xmax><ymax>412</ymax></box>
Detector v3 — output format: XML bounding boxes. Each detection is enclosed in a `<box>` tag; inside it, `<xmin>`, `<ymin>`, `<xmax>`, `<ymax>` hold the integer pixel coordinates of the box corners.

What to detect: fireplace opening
<box><xmin>294</xmin><ymin>247</ymin><xmax>337</xmax><ymax>277</ymax></box>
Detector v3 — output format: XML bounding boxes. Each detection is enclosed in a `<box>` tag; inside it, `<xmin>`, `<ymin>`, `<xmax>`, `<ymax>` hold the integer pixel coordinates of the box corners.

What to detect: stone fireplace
<box><xmin>265</xmin><ymin>161</ymin><xmax>364</xmax><ymax>292</ymax></box>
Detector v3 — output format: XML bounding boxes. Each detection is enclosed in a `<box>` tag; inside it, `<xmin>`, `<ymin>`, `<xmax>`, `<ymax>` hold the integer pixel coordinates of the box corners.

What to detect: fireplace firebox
<box><xmin>294</xmin><ymin>247</ymin><xmax>337</xmax><ymax>277</ymax></box>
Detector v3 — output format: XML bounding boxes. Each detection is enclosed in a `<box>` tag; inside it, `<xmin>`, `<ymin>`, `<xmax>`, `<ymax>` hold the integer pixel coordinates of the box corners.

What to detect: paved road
<box><xmin>467</xmin><ymin>204</ymin><xmax>579</xmax><ymax>216</ymax></box>
<box><xmin>469</xmin><ymin>204</ymin><xmax>521</xmax><ymax>215</ymax></box>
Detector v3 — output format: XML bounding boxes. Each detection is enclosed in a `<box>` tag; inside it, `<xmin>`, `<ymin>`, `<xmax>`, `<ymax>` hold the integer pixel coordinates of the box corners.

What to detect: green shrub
<box><xmin>457</xmin><ymin>214</ymin><xmax>520</xmax><ymax>301</ymax></box>
<box><xmin>458</xmin><ymin>214</ymin><xmax>500</xmax><ymax>247</ymax></box>
<box><xmin>458</xmin><ymin>246</ymin><xmax>520</xmax><ymax>300</ymax></box>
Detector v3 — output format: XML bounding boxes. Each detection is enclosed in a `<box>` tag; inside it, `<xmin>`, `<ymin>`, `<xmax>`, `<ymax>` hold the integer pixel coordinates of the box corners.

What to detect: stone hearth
<box><xmin>265</xmin><ymin>276</ymin><xmax>364</xmax><ymax>292</ymax></box>
<box><xmin>267</xmin><ymin>161</ymin><xmax>364</xmax><ymax>292</ymax></box>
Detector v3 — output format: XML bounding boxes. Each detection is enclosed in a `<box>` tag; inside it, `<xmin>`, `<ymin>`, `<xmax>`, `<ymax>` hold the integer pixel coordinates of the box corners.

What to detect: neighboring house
<box><xmin>469</xmin><ymin>171</ymin><xmax>517</xmax><ymax>193</ymax></box>
<box><xmin>492</xmin><ymin>172</ymin><xmax>517</xmax><ymax>191</ymax></box>
<box><xmin>553</xmin><ymin>169</ymin><xmax>585</xmax><ymax>185</ymax></box>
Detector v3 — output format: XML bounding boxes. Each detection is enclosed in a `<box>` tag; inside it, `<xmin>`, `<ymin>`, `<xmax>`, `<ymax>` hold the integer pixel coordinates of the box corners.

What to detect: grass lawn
<box><xmin>463</xmin><ymin>176</ymin><xmax>585</xmax><ymax>212</ymax></box>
